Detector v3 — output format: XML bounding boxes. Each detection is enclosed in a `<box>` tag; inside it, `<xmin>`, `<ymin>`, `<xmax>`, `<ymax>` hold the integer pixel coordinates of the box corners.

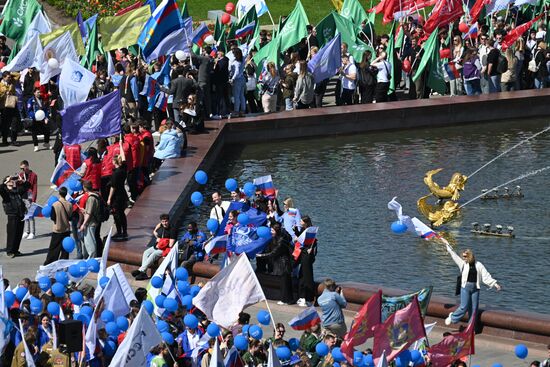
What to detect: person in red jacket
<box><xmin>18</xmin><ymin>160</ymin><xmax>38</xmax><ymax>240</ymax></box>
<box><xmin>61</xmin><ymin>144</ymin><xmax>82</xmax><ymax>170</ymax></box>
<box><xmin>139</xmin><ymin>121</ymin><xmax>154</xmax><ymax>187</ymax></box>
<box><xmin>78</xmin><ymin>147</ymin><xmax>102</xmax><ymax>191</ymax></box>
<box><xmin>124</xmin><ymin>124</ymin><xmax>141</xmax><ymax>202</ymax></box>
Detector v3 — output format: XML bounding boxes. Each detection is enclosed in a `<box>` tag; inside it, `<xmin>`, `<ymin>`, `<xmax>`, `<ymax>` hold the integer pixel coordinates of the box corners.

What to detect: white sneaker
<box><xmin>296</xmin><ymin>298</ymin><xmax>306</xmax><ymax>306</ymax></box>
<box><xmin>26</xmin><ymin>233</ymin><xmax>35</xmax><ymax>240</ymax></box>
<box><xmin>445</xmin><ymin>312</ymin><xmax>453</xmax><ymax>326</ymax></box>
<box><xmin>33</xmin><ymin>146</ymin><xmax>39</xmax><ymax>152</ymax></box>
<box><xmin>277</xmin><ymin>301</ymin><xmax>288</xmax><ymax>306</ymax></box>
<box><xmin>22</xmin><ymin>232</ymin><xmax>29</xmax><ymax>239</ymax></box>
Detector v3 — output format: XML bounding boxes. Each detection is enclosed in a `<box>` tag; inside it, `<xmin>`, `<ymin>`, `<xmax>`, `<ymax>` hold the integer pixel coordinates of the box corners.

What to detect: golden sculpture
<box><xmin>423</xmin><ymin>168</ymin><xmax>468</xmax><ymax>201</ymax></box>
<box><xmin>417</xmin><ymin>194</ymin><xmax>460</xmax><ymax>227</ymax></box>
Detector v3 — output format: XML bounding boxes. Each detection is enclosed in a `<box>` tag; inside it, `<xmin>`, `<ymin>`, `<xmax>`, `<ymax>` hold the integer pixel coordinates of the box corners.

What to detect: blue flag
<box><xmin>216</xmin><ymin>202</ymin><xmax>268</xmax><ymax>236</ymax></box>
<box><xmin>82</xmin><ymin>14</ymin><xmax>98</xmax><ymax>43</ymax></box>
<box><xmin>307</xmin><ymin>34</ymin><xmax>342</xmax><ymax>84</ymax></box>
<box><xmin>227</xmin><ymin>226</ymin><xmax>271</xmax><ymax>257</ymax></box>
<box><xmin>138</xmin><ymin>0</ymin><xmax>183</xmax><ymax>60</ymax></box>
<box><xmin>76</xmin><ymin>11</ymin><xmax>86</xmax><ymax>39</ymax></box>
<box><xmin>61</xmin><ymin>90</ymin><xmax>122</xmax><ymax>145</ymax></box>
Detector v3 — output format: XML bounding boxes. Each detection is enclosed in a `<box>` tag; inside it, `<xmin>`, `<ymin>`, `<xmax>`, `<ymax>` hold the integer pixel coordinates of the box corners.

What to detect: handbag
<box><xmin>4</xmin><ymin>95</ymin><xmax>17</xmax><ymax>108</ymax></box>
<box><xmin>455</xmin><ymin>266</ymin><xmax>463</xmax><ymax>296</ymax></box>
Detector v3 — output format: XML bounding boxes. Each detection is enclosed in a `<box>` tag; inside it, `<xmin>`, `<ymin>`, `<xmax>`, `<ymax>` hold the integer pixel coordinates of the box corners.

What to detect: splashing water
<box><xmin>460</xmin><ymin>165</ymin><xmax>550</xmax><ymax>208</ymax></box>
<box><xmin>468</xmin><ymin>125</ymin><xmax>550</xmax><ymax>178</ymax></box>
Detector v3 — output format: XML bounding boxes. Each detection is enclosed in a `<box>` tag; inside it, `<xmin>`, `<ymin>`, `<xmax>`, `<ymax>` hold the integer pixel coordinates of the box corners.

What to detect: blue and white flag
<box><xmin>308</xmin><ymin>34</ymin><xmax>342</xmax><ymax>83</ymax></box>
<box><xmin>144</xmin><ymin>27</ymin><xmax>190</xmax><ymax>62</ymax></box>
<box><xmin>0</xmin><ymin>315</ymin><xmax>12</xmax><ymax>354</ymax></box>
<box><xmin>61</xmin><ymin>90</ymin><xmax>122</xmax><ymax>145</ymax></box>
<box><xmin>40</xmin><ymin>31</ymin><xmax>79</xmax><ymax>85</ymax></box>
<box><xmin>23</xmin><ymin>203</ymin><xmax>42</xmax><ymax>221</ymax></box>
<box><xmin>514</xmin><ymin>0</ymin><xmax>536</xmax><ymax>5</ymax></box>
<box><xmin>236</xmin><ymin>0</ymin><xmax>268</xmax><ymax>19</ymax></box>
<box><xmin>24</xmin><ymin>11</ymin><xmax>51</xmax><ymax>44</ymax></box>
<box><xmin>228</xmin><ymin>225</ymin><xmax>271</xmax><ymax>257</ymax></box>
<box><xmin>486</xmin><ymin>0</ymin><xmax>513</xmax><ymax>14</ymax></box>
<box><xmin>3</xmin><ymin>33</ymin><xmax>43</xmax><ymax>72</ymax></box>
<box><xmin>148</xmin><ymin>245</ymin><xmax>179</xmax><ymax>317</ymax></box>
<box><xmin>216</xmin><ymin>202</ymin><xmax>267</xmax><ymax>236</ymax></box>
<box><xmin>388</xmin><ymin>197</ymin><xmax>440</xmax><ymax>240</ymax></box>
<box><xmin>59</xmin><ymin>58</ymin><xmax>96</xmax><ymax>107</ymax></box>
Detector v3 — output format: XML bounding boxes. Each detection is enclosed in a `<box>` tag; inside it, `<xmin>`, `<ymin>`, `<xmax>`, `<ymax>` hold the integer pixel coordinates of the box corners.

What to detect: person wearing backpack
<box><xmin>357</xmin><ymin>50</ymin><xmax>376</xmax><ymax>104</ymax></box>
<box><xmin>462</xmin><ymin>48</ymin><xmax>483</xmax><ymax>96</ymax></box>
<box><xmin>79</xmin><ymin>180</ymin><xmax>101</xmax><ymax>258</ymax></box>
<box><xmin>485</xmin><ymin>39</ymin><xmax>502</xmax><ymax>93</ymax></box>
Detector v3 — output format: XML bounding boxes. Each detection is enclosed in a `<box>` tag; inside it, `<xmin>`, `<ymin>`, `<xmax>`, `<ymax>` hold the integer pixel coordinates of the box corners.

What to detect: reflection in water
<box><xmin>180</xmin><ymin>118</ymin><xmax>550</xmax><ymax>314</ymax></box>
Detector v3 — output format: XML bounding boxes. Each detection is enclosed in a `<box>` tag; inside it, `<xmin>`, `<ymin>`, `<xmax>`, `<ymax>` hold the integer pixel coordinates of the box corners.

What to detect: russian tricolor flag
<box><xmin>192</xmin><ymin>22</ymin><xmax>212</xmax><ymax>47</ymax></box>
<box><xmin>298</xmin><ymin>226</ymin><xmax>318</xmax><ymax>247</ymax></box>
<box><xmin>288</xmin><ymin>307</ymin><xmax>321</xmax><ymax>331</ymax></box>
<box><xmin>23</xmin><ymin>203</ymin><xmax>43</xmax><ymax>221</ymax></box>
<box><xmin>253</xmin><ymin>175</ymin><xmax>276</xmax><ymax>198</ymax></box>
<box><xmin>235</xmin><ymin>21</ymin><xmax>255</xmax><ymax>40</ymax></box>
<box><xmin>462</xmin><ymin>23</ymin><xmax>478</xmax><ymax>40</ymax></box>
<box><xmin>224</xmin><ymin>346</ymin><xmax>244</xmax><ymax>367</ymax></box>
<box><xmin>50</xmin><ymin>157</ymin><xmax>74</xmax><ymax>188</ymax></box>
<box><xmin>138</xmin><ymin>0</ymin><xmax>183</xmax><ymax>59</ymax></box>
<box><xmin>205</xmin><ymin>235</ymin><xmax>228</xmax><ymax>255</ymax></box>
<box><xmin>443</xmin><ymin>62</ymin><xmax>461</xmax><ymax>81</ymax></box>
<box><xmin>411</xmin><ymin>218</ymin><xmax>441</xmax><ymax>240</ymax></box>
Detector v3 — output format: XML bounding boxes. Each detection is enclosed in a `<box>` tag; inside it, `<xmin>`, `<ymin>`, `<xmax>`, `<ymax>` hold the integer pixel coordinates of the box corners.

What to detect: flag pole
<box><xmin>266</xmin><ymin>9</ymin><xmax>277</xmax><ymax>29</ymax></box>
<box><xmin>263</xmin><ymin>298</ymin><xmax>278</xmax><ymax>330</ymax></box>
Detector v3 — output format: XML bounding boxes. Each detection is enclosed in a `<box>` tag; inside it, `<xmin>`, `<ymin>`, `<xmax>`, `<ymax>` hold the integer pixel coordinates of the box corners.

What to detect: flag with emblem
<box><xmin>236</xmin><ymin>0</ymin><xmax>269</xmax><ymax>19</ymax></box>
<box><xmin>60</xmin><ymin>58</ymin><xmax>96</xmax><ymax>107</ymax></box>
<box><xmin>138</xmin><ymin>0</ymin><xmax>183</xmax><ymax>59</ymax></box>
<box><xmin>428</xmin><ymin>316</ymin><xmax>475</xmax><ymax>367</ymax></box>
<box><xmin>39</xmin><ymin>31</ymin><xmax>79</xmax><ymax>85</ymax></box>
<box><xmin>341</xmin><ymin>290</ymin><xmax>382</xmax><ymax>362</ymax></box>
<box><xmin>0</xmin><ymin>0</ymin><xmax>41</xmax><ymax>45</ymax></box>
<box><xmin>339</xmin><ymin>0</ymin><xmax>368</xmax><ymax>25</ymax></box>
<box><xmin>373</xmin><ymin>296</ymin><xmax>426</xmax><ymax>363</ymax></box>
<box><xmin>381</xmin><ymin>287</ymin><xmax>433</xmax><ymax>322</ymax></box>
<box><xmin>2</xmin><ymin>33</ymin><xmax>43</xmax><ymax>72</ymax></box>
<box><xmin>277</xmin><ymin>0</ymin><xmax>309</xmax><ymax>52</ymax></box>
<box><xmin>23</xmin><ymin>10</ymin><xmax>51</xmax><ymax>45</ymax></box>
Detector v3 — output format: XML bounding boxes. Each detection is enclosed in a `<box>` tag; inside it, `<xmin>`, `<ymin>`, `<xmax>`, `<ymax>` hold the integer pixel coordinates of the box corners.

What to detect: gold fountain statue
<box><xmin>417</xmin><ymin>169</ymin><xmax>468</xmax><ymax>227</ymax></box>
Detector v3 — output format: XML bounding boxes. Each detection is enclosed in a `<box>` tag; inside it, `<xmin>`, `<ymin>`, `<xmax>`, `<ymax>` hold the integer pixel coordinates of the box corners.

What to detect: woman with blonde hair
<box><xmin>443</xmin><ymin>240</ymin><xmax>501</xmax><ymax>325</ymax></box>
<box><xmin>501</xmin><ymin>47</ymin><xmax>517</xmax><ymax>91</ymax></box>
<box><xmin>260</xmin><ymin>62</ymin><xmax>280</xmax><ymax>113</ymax></box>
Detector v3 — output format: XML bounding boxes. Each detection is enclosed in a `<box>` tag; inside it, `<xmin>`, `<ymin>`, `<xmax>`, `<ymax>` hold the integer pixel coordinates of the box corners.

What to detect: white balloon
<box><xmin>175</xmin><ymin>50</ymin><xmax>186</xmax><ymax>60</ymax></box>
<box><xmin>205</xmin><ymin>35</ymin><xmax>215</xmax><ymax>45</ymax></box>
<box><xmin>47</xmin><ymin>58</ymin><xmax>59</xmax><ymax>69</ymax></box>
<box><xmin>35</xmin><ymin>110</ymin><xmax>45</xmax><ymax>121</ymax></box>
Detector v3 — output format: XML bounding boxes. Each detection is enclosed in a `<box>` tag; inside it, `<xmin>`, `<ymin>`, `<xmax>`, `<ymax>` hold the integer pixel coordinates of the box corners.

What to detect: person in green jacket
<box><xmin>299</xmin><ymin>323</ymin><xmax>322</xmax><ymax>353</ymax></box>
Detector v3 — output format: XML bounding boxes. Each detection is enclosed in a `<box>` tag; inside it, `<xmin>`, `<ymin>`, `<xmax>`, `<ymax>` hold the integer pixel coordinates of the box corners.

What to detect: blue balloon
<box><xmin>492</xmin><ymin>364</ymin><xmax>504</xmax><ymax>367</ymax></box>
<box><xmin>80</xmin><ymin>305</ymin><xmax>93</xmax><ymax>317</ymax></box>
<box><xmin>41</xmin><ymin>205</ymin><xmax>52</xmax><ymax>218</ymax></box>
<box><xmin>51</xmin><ymin>283</ymin><xmax>65</xmax><ymax>297</ymax></box>
<box><xmin>206</xmin><ymin>218</ymin><xmax>219</xmax><ymax>233</ymax></box>
<box><xmin>354</xmin><ymin>351</ymin><xmax>365</xmax><ymax>366</ymax></box>
<box><xmin>225</xmin><ymin>178</ymin><xmax>238</xmax><ymax>192</ymax></box>
<box><xmin>234</xmin><ymin>335</ymin><xmax>248</xmax><ymax>351</ymax></box>
<box><xmin>194</xmin><ymin>170</ymin><xmax>208</xmax><ymax>185</ymax></box>
<box><xmin>395</xmin><ymin>351</ymin><xmax>411</xmax><ymax>367</ymax></box>
<box><xmin>75</xmin><ymin>313</ymin><xmax>90</xmax><ymax>326</ymax></box>
<box><xmin>184</xmin><ymin>314</ymin><xmax>199</xmax><ymax>329</ymax></box>
<box><xmin>155</xmin><ymin>295</ymin><xmax>166</xmax><ymax>308</ymax></box>
<box><xmin>191</xmin><ymin>191</ymin><xmax>204</xmax><ymax>206</ymax></box>
<box><xmin>242</xmin><ymin>324</ymin><xmax>250</xmax><ymax>336</ymax></box>
<box><xmin>105</xmin><ymin>321</ymin><xmax>119</xmax><ymax>336</ymax></box>
<box><xmin>103</xmin><ymin>340</ymin><xmax>116</xmax><ymax>357</ymax></box>
<box><xmin>515</xmin><ymin>344</ymin><xmax>528</xmax><ymax>359</ymax></box>
<box><xmin>190</xmin><ymin>285</ymin><xmax>201</xmax><ymax>297</ymax></box>
<box><xmin>162</xmin><ymin>332</ymin><xmax>174</xmax><ymax>345</ymax></box>
<box><xmin>257</xmin><ymin>310</ymin><xmax>271</xmax><ymax>325</ymax></box>
<box><xmin>391</xmin><ymin>221</ymin><xmax>408</xmax><ymax>234</ymax></box>
<box><xmin>47</xmin><ymin>196</ymin><xmax>59</xmax><ymax>206</ymax></box>
<box><xmin>207</xmin><ymin>323</ymin><xmax>220</xmax><ymax>337</ymax></box>
<box><xmin>276</xmin><ymin>346</ymin><xmax>292</xmax><ymax>360</ymax></box>
<box><xmin>70</xmin><ymin>291</ymin><xmax>83</xmax><ymax>306</ymax></box>
<box><xmin>257</xmin><ymin>226</ymin><xmax>271</xmax><ymax>239</ymax></box>
<box><xmin>332</xmin><ymin>347</ymin><xmax>345</xmax><ymax>362</ymax></box>
<box><xmin>249</xmin><ymin>325</ymin><xmax>263</xmax><ymax>340</ymax></box>
<box><xmin>316</xmin><ymin>343</ymin><xmax>329</xmax><ymax>357</ymax></box>
<box><xmin>237</xmin><ymin>213</ymin><xmax>250</xmax><ymax>225</ymax></box>
<box><xmin>410</xmin><ymin>351</ymin><xmax>423</xmax><ymax>366</ymax></box>
<box><xmin>163</xmin><ymin>298</ymin><xmax>178</xmax><ymax>312</ymax></box>
<box><xmin>157</xmin><ymin>320</ymin><xmax>169</xmax><ymax>333</ymax></box>
<box><xmin>68</xmin><ymin>265</ymin><xmax>81</xmax><ymax>278</ymax></box>
<box><xmin>364</xmin><ymin>354</ymin><xmax>374</xmax><ymax>367</ymax></box>
<box><xmin>151</xmin><ymin>276</ymin><xmax>164</xmax><ymax>289</ymax></box>
<box><xmin>47</xmin><ymin>302</ymin><xmax>60</xmax><ymax>316</ymax></box>
<box><xmin>101</xmin><ymin>310</ymin><xmax>115</xmax><ymax>323</ymax></box>
<box><xmin>116</xmin><ymin>316</ymin><xmax>129</xmax><ymax>331</ymax></box>
<box><xmin>175</xmin><ymin>267</ymin><xmax>189</xmax><ymax>281</ymax></box>
<box><xmin>62</xmin><ymin>237</ymin><xmax>76</xmax><ymax>253</ymax></box>
<box><xmin>77</xmin><ymin>261</ymin><xmax>88</xmax><ymax>276</ymax></box>
<box><xmin>87</xmin><ymin>258</ymin><xmax>100</xmax><ymax>273</ymax></box>
<box><xmin>99</xmin><ymin>276</ymin><xmax>110</xmax><ymax>288</ymax></box>
<box><xmin>289</xmin><ymin>338</ymin><xmax>300</xmax><ymax>351</ymax></box>
<box><xmin>55</xmin><ymin>271</ymin><xmax>69</xmax><ymax>285</ymax></box>
<box><xmin>4</xmin><ymin>291</ymin><xmax>15</xmax><ymax>308</ymax></box>
<box><xmin>30</xmin><ymin>297</ymin><xmax>43</xmax><ymax>314</ymax></box>
<box><xmin>142</xmin><ymin>300</ymin><xmax>154</xmax><ymax>315</ymax></box>
<box><xmin>181</xmin><ymin>295</ymin><xmax>193</xmax><ymax>310</ymax></box>
<box><xmin>38</xmin><ymin>277</ymin><xmax>51</xmax><ymax>291</ymax></box>
<box><xmin>177</xmin><ymin>280</ymin><xmax>190</xmax><ymax>295</ymax></box>
<box><xmin>243</xmin><ymin>182</ymin><xmax>256</xmax><ymax>197</ymax></box>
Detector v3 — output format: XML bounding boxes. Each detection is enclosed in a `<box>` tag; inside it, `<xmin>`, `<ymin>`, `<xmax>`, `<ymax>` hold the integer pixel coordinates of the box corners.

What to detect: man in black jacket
<box><xmin>0</xmin><ymin>175</ymin><xmax>30</xmax><ymax>257</ymax></box>
<box><xmin>191</xmin><ymin>49</ymin><xmax>214</xmax><ymax>119</ymax></box>
<box><xmin>166</xmin><ymin>66</ymin><xmax>195</xmax><ymax>123</ymax></box>
<box><xmin>211</xmin><ymin>50</ymin><xmax>230</xmax><ymax>118</ymax></box>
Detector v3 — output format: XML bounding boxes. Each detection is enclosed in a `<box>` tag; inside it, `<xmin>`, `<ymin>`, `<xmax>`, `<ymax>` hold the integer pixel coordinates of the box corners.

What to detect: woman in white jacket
<box><xmin>444</xmin><ymin>240</ymin><xmax>501</xmax><ymax>325</ymax></box>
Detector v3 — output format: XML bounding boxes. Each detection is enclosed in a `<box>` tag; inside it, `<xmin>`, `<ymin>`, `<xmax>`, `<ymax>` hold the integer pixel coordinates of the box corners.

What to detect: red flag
<box><xmin>341</xmin><ymin>290</ymin><xmax>382</xmax><ymax>362</ymax></box>
<box><xmin>369</xmin><ymin>0</ymin><xmax>387</xmax><ymax>13</ymax></box>
<box><xmin>423</xmin><ymin>0</ymin><xmax>464</xmax><ymax>35</ymax></box>
<box><xmin>373</xmin><ymin>296</ymin><xmax>426</xmax><ymax>363</ymax></box>
<box><xmin>427</xmin><ymin>316</ymin><xmax>476</xmax><ymax>367</ymax></box>
<box><xmin>115</xmin><ymin>0</ymin><xmax>142</xmax><ymax>16</ymax></box>
<box><xmin>470</xmin><ymin>0</ymin><xmax>493</xmax><ymax>23</ymax></box>
<box><xmin>501</xmin><ymin>13</ymin><xmax>544</xmax><ymax>51</ymax></box>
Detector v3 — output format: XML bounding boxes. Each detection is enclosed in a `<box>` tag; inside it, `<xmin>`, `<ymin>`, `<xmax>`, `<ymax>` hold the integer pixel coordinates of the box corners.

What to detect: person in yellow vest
<box><xmin>37</xmin><ymin>340</ymin><xmax>71</xmax><ymax>367</ymax></box>
<box><xmin>11</xmin><ymin>326</ymin><xmax>37</xmax><ymax>367</ymax></box>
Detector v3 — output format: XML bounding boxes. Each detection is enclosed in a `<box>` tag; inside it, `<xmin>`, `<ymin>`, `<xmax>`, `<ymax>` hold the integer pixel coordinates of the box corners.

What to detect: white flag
<box><xmin>98</xmin><ymin>228</ymin><xmax>113</xmax><ymax>280</ymax></box>
<box><xmin>24</xmin><ymin>11</ymin><xmax>52</xmax><ymax>44</ymax></box>
<box><xmin>0</xmin><ymin>315</ymin><xmax>12</xmax><ymax>353</ymax></box>
<box><xmin>94</xmin><ymin>263</ymin><xmax>136</xmax><ymax>309</ymax></box>
<box><xmin>3</xmin><ymin>34</ymin><xmax>43</xmax><ymax>72</ymax></box>
<box><xmin>0</xmin><ymin>266</ymin><xmax>6</xmax><ymax>318</ymax></box>
<box><xmin>109</xmin><ymin>306</ymin><xmax>163</xmax><ymax>367</ymax></box>
<box><xmin>267</xmin><ymin>343</ymin><xmax>282</xmax><ymax>367</ymax></box>
<box><xmin>486</xmin><ymin>0</ymin><xmax>513</xmax><ymax>14</ymax></box>
<box><xmin>85</xmin><ymin>315</ymin><xmax>97</xmax><ymax>360</ymax></box>
<box><xmin>236</xmin><ymin>0</ymin><xmax>268</xmax><ymax>19</ymax></box>
<box><xmin>100</xmin><ymin>270</ymin><xmax>131</xmax><ymax>318</ymax></box>
<box><xmin>18</xmin><ymin>319</ymin><xmax>36</xmax><ymax>367</ymax></box>
<box><xmin>376</xmin><ymin>350</ymin><xmax>388</xmax><ymax>367</ymax></box>
<box><xmin>59</xmin><ymin>58</ymin><xmax>96</xmax><ymax>107</ymax></box>
<box><xmin>148</xmin><ymin>245</ymin><xmax>179</xmax><ymax>317</ymax></box>
<box><xmin>40</xmin><ymin>31</ymin><xmax>78</xmax><ymax>85</ymax></box>
<box><xmin>107</xmin><ymin>52</ymin><xmax>116</xmax><ymax>77</ymax></box>
<box><xmin>209</xmin><ymin>339</ymin><xmax>224</xmax><ymax>367</ymax></box>
<box><xmin>192</xmin><ymin>254</ymin><xmax>266</xmax><ymax>328</ymax></box>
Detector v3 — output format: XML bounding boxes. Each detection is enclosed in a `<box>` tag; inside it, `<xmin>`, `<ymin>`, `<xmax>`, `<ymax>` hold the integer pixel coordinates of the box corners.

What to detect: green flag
<box><xmin>181</xmin><ymin>1</ymin><xmax>189</xmax><ymax>19</ymax></box>
<box><xmin>412</xmin><ymin>30</ymin><xmax>446</xmax><ymax>94</ymax></box>
<box><xmin>82</xmin><ymin>22</ymin><xmax>100</xmax><ymax>69</ymax></box>
<box><xmin>237</xmin><ymin>6</ymin><xmax>258</xmax><ymax>30</ymax></box>
<box><xmin>98</xmin><ymin>6</ymin><xmax>151</xmax><ymax>52</ymax></box>
<box><xmin>386</xmin><ymin>22</ymin><xmax>397</xmax><ymax>95</ymax></box>
<box><xmin>253</xmin><ymin>36</ymin><xmax>281</xmax><ymax>77</ymax></box>
<box><xmin>277</xmin><ymin>0</ymin><xmax>310</xmax><ymax>52</ymax></box>
<box><xmin>218</xmin><ymin>28</ymin><xmax>227</xmax><ymax>53</ymax></box>
<box><xmin>347</xmin><ymin>39</ymin><xmax>375</xmax><ymax>62</ymax></box>
<box><xmin>214</xmin><ymin>16</ymin><xmax>222</xmax><ymax>41</ymax></box>
<box><xmin>40</xmin><ymin>23</ymin><xmax>86</xmax><ymax>55</ymax></box>
<box><xmin>334</xmin><ymin>11</ymin><xmax>357</xmax><ymax>44</ymax></box>
<box><xmin>0</xmin><ymin>0</ymin><xmax>41</xmax><ymax>43</ymax></box>
<box><xmin>339</xmin><ymin>0</ymin><xmax>368</xmax><ymax>25</ymax></box>
<box><xmin>412</xmin><ymin>31</ymin><xmax>437</xmax><ymax>83</ymax></box>
<box><xmin>227</xmin><ymin>22</ymin><xmax>237</xmax><ymax>40</ymax></box>
<box><xmin>315</xmin><ymin>12</ymin><xmax>337</xmax><ymax>48</ymax></box>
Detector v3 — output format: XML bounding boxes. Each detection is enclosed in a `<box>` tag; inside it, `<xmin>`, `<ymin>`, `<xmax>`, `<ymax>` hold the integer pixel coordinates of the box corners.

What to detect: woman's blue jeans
<box><xmin>451</xmin><ymin>282</ymin><xmax>479</xmax><ymax>323</ymax></box>
<box><xmin>232</xmin><ymin>78</ymin><xmax>246</xmax><ymax>112</ymax></box>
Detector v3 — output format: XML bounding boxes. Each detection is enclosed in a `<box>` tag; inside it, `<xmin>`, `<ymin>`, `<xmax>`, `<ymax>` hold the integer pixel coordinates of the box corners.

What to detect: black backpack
<box><xmin>90</xmin><ymin>193</ymin><xmax>110</xmax><ymax>222</ymax></box>
<box><xmin>358</xmin><ymin>66</ymin><xmax>376</xmax><ymax>88</ymax></box>
<box><xmin>497</xmin><ymin>53</ymin><xmax>508</xmax><ymax>74</ymax></box>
